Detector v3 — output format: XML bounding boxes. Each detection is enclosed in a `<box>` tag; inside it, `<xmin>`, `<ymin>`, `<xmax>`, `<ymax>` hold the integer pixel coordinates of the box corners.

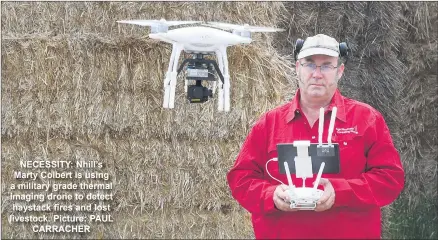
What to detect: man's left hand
<box><xmin>314</xmin><ymin>178</ymin><xmax>335</xmax><ymax>212</ymax></box>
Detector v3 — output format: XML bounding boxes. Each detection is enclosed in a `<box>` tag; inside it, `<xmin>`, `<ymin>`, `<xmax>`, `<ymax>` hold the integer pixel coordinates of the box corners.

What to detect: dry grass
<box><xmin>2</xmin><ymin>1</ymin><xmax>437</xmax><ymax>239</ymax></box>
<box><xmin>1</xmin><ymin>33</ymin><xmax>293</xmax><ymax>141</ymax></box>
<box><xmin>1</xmin><ymin>2</ymin><xmax>292</xmax><ymax>239</ymax></box>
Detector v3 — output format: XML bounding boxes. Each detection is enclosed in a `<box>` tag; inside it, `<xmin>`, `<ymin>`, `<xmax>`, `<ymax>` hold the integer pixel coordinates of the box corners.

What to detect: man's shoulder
<box><xmin>267</xmin><ymin>101</ymin><xmax>291</xmax><ymax>116</ymax></box>
<box><xmin>263</xmin><ymin>101</ymin><xmax>291</xmax><ymax>120</ymax></box>
<box><xmin>252</xmin><ymin>102</ymin><xmax>291</xmax><ymax>127</ymax></box>
<box><xmin>343</xmin><ymin>96</ymin><xmax>382</xmax><ymax>119</ymax></box>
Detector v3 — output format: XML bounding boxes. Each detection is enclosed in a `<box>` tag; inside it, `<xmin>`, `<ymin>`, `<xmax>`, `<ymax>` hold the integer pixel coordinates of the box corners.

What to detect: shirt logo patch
<box><xmin>336</xmin><ymin>126</ymin><xmax>358</xmax><ymax>134</ymax></box>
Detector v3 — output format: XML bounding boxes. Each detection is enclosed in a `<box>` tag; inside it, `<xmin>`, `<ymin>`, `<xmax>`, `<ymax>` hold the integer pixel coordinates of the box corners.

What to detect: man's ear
<box><xmin>337</xmin><ymin>63</ymin><xmax>345</xmax><ymax>80</ymax></box>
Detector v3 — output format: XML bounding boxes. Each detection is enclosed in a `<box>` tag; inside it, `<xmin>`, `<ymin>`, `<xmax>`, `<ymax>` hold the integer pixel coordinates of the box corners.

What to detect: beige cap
<box><xmin>297</xmin><ymin>34</ymin><xmax>340</xmax><ymax>59</ymax></box>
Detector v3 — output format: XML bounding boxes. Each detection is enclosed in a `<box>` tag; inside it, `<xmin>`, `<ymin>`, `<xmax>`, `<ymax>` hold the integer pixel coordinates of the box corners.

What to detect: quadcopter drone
<box><xmin>117</xmin><ymin>19</ymin><xmax>284</xmax><ymax>112</ymax></box>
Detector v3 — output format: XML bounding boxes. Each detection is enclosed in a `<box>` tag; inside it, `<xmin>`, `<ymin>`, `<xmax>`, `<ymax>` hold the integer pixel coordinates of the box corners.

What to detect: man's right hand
<box><xmin>273</xmin><ymin>184</ymin><xmax>299</xmax><ymax>212</ymax></box>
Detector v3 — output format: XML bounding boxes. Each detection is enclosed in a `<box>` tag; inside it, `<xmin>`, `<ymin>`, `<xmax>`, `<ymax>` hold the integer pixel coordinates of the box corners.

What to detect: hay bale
<box><xmin>1</xmin><ymin>136</ymin><xmax>253</xmax><ymax>239</ymax></box>
<box><xmin>3</xmin><ymin>1</ymin><xmax>436</xmax><ymax>239</ymax></box>
<box><xmin>1</xmin><ymin>2</ymin><xmax>293</xmax><ymax>239</ymax></box>
<box><xmin>1</xmin><ymin>34</ymin><xmax>293</xmax><ymax>139</ymax></box>
<box><xmin>387</xmin><ymin>2</ymin><xmax>438</xmax><ymax>238</ymax></box>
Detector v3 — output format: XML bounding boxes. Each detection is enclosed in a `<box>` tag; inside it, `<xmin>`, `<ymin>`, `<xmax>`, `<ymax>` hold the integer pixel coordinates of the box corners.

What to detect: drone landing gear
<box><xmin>163</xmin><ymin>44</ymin><xmax>183</xmax><ymax>109</ymax></box>
<box><xmin>215</xmin><ymin>46</ymin><xmax>230</xmax><ymax>112</ymax></box>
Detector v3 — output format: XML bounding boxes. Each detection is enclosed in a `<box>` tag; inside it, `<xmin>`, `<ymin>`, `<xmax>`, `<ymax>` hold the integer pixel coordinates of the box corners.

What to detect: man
<box><xmin>227</xmin><ymin>34</ymin><xmax>405</xmax><ymax>239</ymax></box>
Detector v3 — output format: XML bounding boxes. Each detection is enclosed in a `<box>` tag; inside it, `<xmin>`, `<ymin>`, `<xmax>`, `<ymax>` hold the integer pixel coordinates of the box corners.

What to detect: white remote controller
<box><xmin>284</xmin><ymin>160</ymin><xmax>326</xmax><ymax>210</ymax></box>
<box><xmin>281</xmin><ymin>107</ymin><xmax>335</xmax><ymax>210</ymax></box>
<box><xmin>285</xmin><ymin>188</ymin><xmax>324</xmax><ymax>210</ymax></box>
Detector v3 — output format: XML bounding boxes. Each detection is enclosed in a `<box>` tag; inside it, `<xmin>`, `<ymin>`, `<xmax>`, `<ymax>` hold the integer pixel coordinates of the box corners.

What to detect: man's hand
<box><xmin>273</xmin><ymin>184</ymin><xmax>299</xmax><ymax>212</ymax></box>
<box><xmin>314</xmin><ymin>178</ymin><xmax>335</xmax><ymax>212</ymax></box>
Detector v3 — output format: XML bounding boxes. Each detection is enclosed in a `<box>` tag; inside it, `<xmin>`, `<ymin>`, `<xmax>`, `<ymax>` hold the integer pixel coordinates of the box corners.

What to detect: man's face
<box><xmin>296</xmin><ymin>54</ymin><xmax>344</xmax><ymax>100</ymax></box>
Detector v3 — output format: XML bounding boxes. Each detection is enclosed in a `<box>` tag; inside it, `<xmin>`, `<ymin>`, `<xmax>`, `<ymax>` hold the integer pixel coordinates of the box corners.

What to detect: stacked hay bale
<box><xmin>276</xmin><ymin>2</ymin><xmax>437</xmax><ymax>239</ymax></box>
<box><xmin>389</xmin><ymin>2</ymin><xmax>437</xmax><ymax>239</ymax></box>
<box><xmin>2</xmin><ymin>2</ymin><xmax>436</xmax><ymax>239</ymax></box>
<box><xmin>1</xmin><ymin>2</ymin><xmax>293</xmax><ymax>239</ymax></box>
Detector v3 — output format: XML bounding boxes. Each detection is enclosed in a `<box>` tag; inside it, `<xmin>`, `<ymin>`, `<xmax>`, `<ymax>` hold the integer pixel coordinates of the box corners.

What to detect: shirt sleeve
<box><xmin>227</xmin><ymin>114</ymin><xmax>279</xmax><ymax>214</ymax></box>
<box><xmin>330</xmin><ymin>111</ymin><xmax>405</xmax><ymax>208</ymax></box>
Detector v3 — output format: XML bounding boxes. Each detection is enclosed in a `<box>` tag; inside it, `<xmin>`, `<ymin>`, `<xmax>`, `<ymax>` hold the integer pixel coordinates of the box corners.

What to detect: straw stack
<box><xmin>1</xmin><ymin>2</ymin><xmax>293</xmax><ymax>239</ymax></box>
<box><xmin>2</xmin><ymin>2</ymin><xmax>436</xmax><ymax>239</ymax></box>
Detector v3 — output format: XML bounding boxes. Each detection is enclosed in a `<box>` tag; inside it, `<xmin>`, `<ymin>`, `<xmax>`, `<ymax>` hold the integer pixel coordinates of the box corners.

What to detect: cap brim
<box><xmin>297</xmin><ymin>48</ymin><xmax>339</xmax><ymax>59</ymax></box>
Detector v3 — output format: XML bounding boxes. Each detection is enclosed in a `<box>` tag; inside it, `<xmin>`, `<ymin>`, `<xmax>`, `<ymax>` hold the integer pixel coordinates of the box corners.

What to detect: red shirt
<box><xmin>227</xmin><ymin>89</ymin><xmax>404</xmax><ymax>239</ymax></box>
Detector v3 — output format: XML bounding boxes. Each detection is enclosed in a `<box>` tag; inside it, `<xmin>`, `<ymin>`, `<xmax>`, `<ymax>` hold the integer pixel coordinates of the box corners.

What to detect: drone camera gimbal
<box><xmin>177</xmin><ymin>53</ymin><xmax>224</xmax><ymax>103</ymax></box>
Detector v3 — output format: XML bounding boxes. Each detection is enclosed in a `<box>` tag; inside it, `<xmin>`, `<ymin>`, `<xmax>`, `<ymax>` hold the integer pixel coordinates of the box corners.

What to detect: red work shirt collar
<box><xmin>285</xmin><ymin>89</ymin><xmax>347</xmax><ymax>123</ymax></box>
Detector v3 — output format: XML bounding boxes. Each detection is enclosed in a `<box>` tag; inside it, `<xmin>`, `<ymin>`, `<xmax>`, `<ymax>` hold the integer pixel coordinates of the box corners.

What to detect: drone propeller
<box><xmin>117</xmin><ymin>18</ymin><xmax>201</xmax><ymax>27</ymax></box>
<box><xmin>204</xmin><ymin>22</ymin><xmax>284</xmax><ymax>32</ymax></box>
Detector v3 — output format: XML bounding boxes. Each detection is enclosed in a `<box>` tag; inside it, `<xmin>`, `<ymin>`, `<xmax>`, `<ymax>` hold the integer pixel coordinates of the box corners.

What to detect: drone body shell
<box><xmin>149</xmin><ymin>26</ymin><xmax>252</xmax><ymax>53</ymax></box>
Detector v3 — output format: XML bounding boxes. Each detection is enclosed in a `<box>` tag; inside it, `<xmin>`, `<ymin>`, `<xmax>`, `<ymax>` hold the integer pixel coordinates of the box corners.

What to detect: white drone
<box><xmin>117</xmin><ymin>18</ymin><xmax>284</xmax><ymax>111</ymax></box>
